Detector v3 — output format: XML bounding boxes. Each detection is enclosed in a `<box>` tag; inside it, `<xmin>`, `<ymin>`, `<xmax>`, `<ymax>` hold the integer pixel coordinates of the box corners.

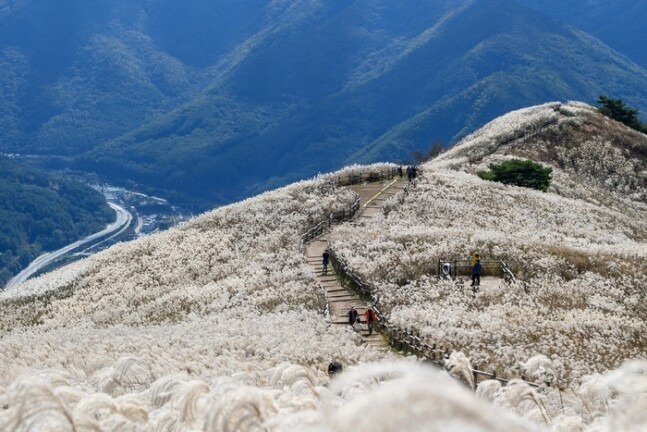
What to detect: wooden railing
<box><xmin>500</xmin><ymin>117</ymin><xmax>559</xmax><ymax>147</ymax></box>
<box><xmin>469</xmin><ymin>114</ymin><xmax>560</xmax><ymax>165</ymax></box>
<box><xmin>437</xmin><ymin>259</ymin><xmax>516</xmax><ymax>279</ymax></box>
<box><xmin>300</xmin><ymin>167</ymin><xmax>401</xmax><ymax>245</ymax></box>
<box><xmin>437</xmin><ymin>258</ymin><xmax>519</xmax><ymax>286</ymax></box>
<box><xmin>330</xmin><ymin>248</ymin><xmax>540</xmax><ymax>390</ymax></box>
<box><xmin>300</xmin><ymin>197</ymin><xmax>361</xmax><ymax>244</ymax></box>
<box><xmin>335</xmin><ymin>167</ymin><xmax>401</xmax><ymax>186</ymax></box>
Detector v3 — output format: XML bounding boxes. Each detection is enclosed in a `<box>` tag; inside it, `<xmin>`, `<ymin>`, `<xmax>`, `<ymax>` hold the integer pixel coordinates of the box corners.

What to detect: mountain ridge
<box><xmin>515</xmin><ymin>0</ymin><xmax>647</xmax><ymax>69</ymax></box>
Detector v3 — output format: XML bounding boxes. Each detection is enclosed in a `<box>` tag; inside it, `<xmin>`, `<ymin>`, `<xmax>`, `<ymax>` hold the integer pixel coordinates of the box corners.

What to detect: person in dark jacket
<box><xmin>328</xmin><ymin>362</ymin><xmax>343</xmax><ymax>378</ymax></box>
<box><xmin>322</xmin><ymin>250</ymin><xmax>330</xmax><ymax>274</ymax></box>
<box><xmin>471</xmin><ymin>259</ymin><xmax>482</xmax><ymax>287</ymax></box>
<box><xmin>348</xmin><ymin>306</ymin><xmax>359</xmax><ymax>325</ymax></box>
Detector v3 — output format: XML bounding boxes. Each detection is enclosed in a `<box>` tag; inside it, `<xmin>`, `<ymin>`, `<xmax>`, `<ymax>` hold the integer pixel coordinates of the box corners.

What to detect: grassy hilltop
<box><xmin>331</xmin><ymin>102</ymin><xmax>647</xmax><ymax>385</ymax></box>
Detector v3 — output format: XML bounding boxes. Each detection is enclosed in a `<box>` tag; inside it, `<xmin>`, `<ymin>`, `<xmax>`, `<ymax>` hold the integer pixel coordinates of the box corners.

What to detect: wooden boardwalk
<box><xmin>304</xmin><ymin>178</ymin><xmax>407</xmax><ymax>350</ymax></box>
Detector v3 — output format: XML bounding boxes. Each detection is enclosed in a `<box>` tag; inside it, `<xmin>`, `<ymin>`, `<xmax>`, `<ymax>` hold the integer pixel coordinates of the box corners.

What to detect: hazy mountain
<box><xmin>0</xmin><ymin>0</ymin><xmax>200</xmax><ymax>154</ymax></box>
<box><xmin>1</xmin><ymin>0</ymin><xmax>647</xmax><ymax>207</ymax></box>
<box><xmin>0</xmin><ymin>156</ymin><xmax>114</xmax><ymax>286</ymax></box>
<box><xmin>515</xmin><ymin>0</ymin><xmax>647</xmax><ymax>69</ymax></box>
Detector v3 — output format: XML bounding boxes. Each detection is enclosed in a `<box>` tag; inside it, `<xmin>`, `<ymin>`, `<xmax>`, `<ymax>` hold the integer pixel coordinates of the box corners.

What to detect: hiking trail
<box><xmin>304</xmin><ymin>177</ymin><xmax>407</xmax><ymax>351</ymax></box>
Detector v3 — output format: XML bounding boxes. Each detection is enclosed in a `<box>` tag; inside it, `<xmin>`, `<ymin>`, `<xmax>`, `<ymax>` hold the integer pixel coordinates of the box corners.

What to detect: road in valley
<box><xmin>3</xmin><ymin>203</ymin><xmax>132</xmax><ymax>290</ymax></box>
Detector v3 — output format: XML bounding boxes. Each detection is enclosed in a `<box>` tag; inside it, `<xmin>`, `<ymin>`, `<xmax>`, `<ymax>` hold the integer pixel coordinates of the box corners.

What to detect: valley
<box><xmin>1</xmin><ymin>180</ymin><xmax>194</xmax><ymax>291</ymax></box>
<box><xmin>3</xmin><ymin>202</ymin><xmax>131</xmax><ymax>290</ymax></box>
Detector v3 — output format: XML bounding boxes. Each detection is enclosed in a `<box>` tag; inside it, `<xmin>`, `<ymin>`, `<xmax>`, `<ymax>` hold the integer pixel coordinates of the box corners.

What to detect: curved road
<box><xmin>3</xmin><ymin>203</ymin><xmax>132</xmax><ymax>291</ymax></box>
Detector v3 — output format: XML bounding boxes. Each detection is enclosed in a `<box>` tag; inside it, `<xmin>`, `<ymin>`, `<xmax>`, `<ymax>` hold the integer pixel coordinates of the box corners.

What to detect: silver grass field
<box><xmin>1</xmin><ymin>103</ymin><xmax>646</xmax><ymax>431</ymax></box>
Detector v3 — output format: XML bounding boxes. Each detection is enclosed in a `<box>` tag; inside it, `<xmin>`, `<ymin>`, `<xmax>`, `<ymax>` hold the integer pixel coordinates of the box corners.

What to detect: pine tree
<box><xmin>478</xmin><ymin>159</ymin><xmax>552</xmax><ymax>192</ymax></box>
<box><xmin>597</xmin><ymin>95</ymin><xmax>647</xmax><ymax>133</ymax></box>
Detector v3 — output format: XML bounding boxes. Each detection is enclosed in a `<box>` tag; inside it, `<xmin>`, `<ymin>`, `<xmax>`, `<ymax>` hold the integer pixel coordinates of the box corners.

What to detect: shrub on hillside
<box><xmin>597</xmin><ymin>95</ymin><xmax>647</xmax><ymax>133</ymax></box>
<box><xmin>477</xmin><ymin>159</ymin><xmax>552</xmax><ymax>192</ymax></box>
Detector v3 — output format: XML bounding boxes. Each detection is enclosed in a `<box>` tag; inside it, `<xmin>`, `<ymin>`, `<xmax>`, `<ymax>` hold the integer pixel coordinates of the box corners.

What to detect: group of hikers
<box><xmin>397</xmin><ymin>165</ymin><xmax>419</xmax><ymax>183</ymax></box>
<box><xmin>347</xmin><ymin>305</ymin><xmax>379</xmax><ymax>335</ymax></box>
<box><xmin>322</xmin><ymin>246</ymin><xmax>482</xmax><ymax>343</ymax></box>
<box><xmin>442</xmin><ymin>253</ymin><xmax>482</xmax><ymax>289</ymax></box>
<box><xmin>321</xmin><ymin>250</ymin><xmax>379</xmax><ymax>335</ymax></box>
<box><xmin>324</xmin><ymin>306</ymin><xmax>377</xmax><ymax>381</ymax></box>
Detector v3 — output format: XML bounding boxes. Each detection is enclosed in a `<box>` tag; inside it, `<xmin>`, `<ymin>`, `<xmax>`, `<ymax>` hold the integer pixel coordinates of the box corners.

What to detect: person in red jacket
<box><xmin>363</xmin><ymin>306</ymin><xmax>378</xmax><ymax>336</ymax></box>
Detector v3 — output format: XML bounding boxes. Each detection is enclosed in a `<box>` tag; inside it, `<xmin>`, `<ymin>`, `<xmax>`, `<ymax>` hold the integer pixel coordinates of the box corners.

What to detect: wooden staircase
<box><xmin>304</xmin><ymin>178</ymin><xmax>407</xmax><ymax>351</ymax></box>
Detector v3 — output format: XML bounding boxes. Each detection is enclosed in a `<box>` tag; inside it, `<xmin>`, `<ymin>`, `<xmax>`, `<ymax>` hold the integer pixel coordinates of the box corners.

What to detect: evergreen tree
<box><xmin>597</xmin><ymin>96</ymin><xmax>647</xmax><ymax>133</ymax></box>
<box><xmin>478</xmin><ymin>159</ymin><xmax>552</xmax><ymax>192</ymax></box>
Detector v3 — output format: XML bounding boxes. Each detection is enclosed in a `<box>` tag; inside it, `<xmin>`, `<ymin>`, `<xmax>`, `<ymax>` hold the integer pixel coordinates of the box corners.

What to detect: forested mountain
<box><xmin>515</xmin><ymin>0</ymin><xmax>647</xmax><ymax>69</ymax></box>
<box><xmin>0</xmin><ymin>156</ymin><xmax>114</xmax><ymax>287</ymax></box>
<box><xmin>1</xmin><ymin>0</ymin><xmax>647</xmax><ymax>207</ymax></box>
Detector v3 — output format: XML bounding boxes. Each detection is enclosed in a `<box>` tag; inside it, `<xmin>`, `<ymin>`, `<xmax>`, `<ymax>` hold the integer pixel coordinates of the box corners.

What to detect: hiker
<box><xmin>412</xmin><ymin>165</ymin><xmax>418</xmax><ymax>180</ymax></box>
<box><xmin>471</xmin><ymin>258</ymin><xmax>482</xmax><ymax>287</ymax></box>
<box><xmin>406</xmin><ymin>166</ymin><xmax>413</xmax><ymax>182</ymax></box>
<box><xmin>322</xmin><ymin>249</ymin><xmax>330</xmax><ymax>274</ymax></box>
<box><xmin>364</xmin><ymin>306</ymin><xmax>378</xmax><ymax>336</ymax></box>
<box><xmin>328</xmin><ymin>362</ymin><xmax>343</xmax><ymax>378</ymax></box>
<box><xmin>353</xmin><ymin>316</ymin><xmax>363</xmax><ymax>332</ymax></box>
<box><xmin>398</xmin><ymin>166</ymin><xmax>403</xmax><ymax>178</ymax></box>
<box><xmin>471</xmin><ymin>253</ymin><xmax>480</xmax><ymax>268</ymax></box>
<box><xmin>348</xmin><ymin>306</ymin><xmax>359</xmax><ymax>325</ymax></box>
<box><xmin>441</xmin><ymin>262</ymin><xmax>453</xmax><ymax>279</ymax></box>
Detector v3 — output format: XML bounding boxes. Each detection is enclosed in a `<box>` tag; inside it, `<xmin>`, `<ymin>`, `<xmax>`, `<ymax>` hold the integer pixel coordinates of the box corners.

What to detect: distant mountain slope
<box><xmin>0</xmin><ymin>156</ymin><xmax>114</xmax><ymax>286</ymax></box>
<box><xmin>2</xmin><ymin>0</ymin><xmax>647</xmax><ymax>208</ymax></box>
<box><xmin>516</xmin><ymin>0</ymin><xmax>647</xmax><ymax>69</ymax></box>
<box><xmin>0</xmin><ymin>0</ymin><xmax>199</xmax><ymax>154</ymax></box>
<box><xmin>85</xmin><ymin>0</ymin><xmax>647</xmax><ymax>206</ymax></box>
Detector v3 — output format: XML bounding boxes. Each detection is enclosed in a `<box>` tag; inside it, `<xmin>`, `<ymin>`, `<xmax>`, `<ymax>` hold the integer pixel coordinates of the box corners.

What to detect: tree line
<box><xmin>0</xmin><ymin>157</ymin><xmax>114</xmax><ymax>286</ymax></box>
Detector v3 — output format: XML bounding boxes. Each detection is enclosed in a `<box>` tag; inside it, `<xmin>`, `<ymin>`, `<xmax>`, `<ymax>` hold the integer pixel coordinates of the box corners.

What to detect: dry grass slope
<box><xmin>0</xmin><ymin>109</ymin><xmax>645</xmax><ymax>430</ymax></box>
<box><xmin>330</xmin><ymin>102</ymin><xmax>647</xmax><ymax>386</ymax></box>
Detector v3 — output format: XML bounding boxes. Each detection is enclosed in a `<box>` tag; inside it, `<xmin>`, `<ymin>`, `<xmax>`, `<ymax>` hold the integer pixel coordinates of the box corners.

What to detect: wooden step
<box><xmin>328</xmin><ymin>294</ymin><xmax>356</xmax><ymax>300</ymax></box>
<box><xmin>325</xmin><ymin>287</ymin><xmax>349</xmax><ymax>293</ymax></box>
<box><xmin>328</xmin><ymin>294</ymin><xmax>359</xmax><ymax>303</ymax></box>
